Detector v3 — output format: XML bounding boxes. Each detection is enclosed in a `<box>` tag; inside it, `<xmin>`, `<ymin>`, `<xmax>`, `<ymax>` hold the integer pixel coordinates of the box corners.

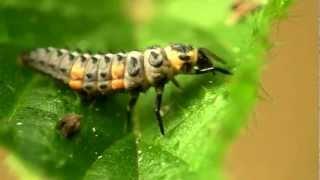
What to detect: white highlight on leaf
<box><xmin>97</xmin><ymin>155</ymin><xmax>103</xmax><ymax>160</ymax></box>
<box><xmin>16</xmin><ymin>122</ymin><xmax>23</xmax><ymax>126</ymax></box>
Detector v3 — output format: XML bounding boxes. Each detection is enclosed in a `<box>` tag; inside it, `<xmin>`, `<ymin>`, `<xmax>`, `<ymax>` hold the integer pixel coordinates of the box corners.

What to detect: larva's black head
<box><xmin>164</xmin><ymin>44</ymin><xmax>198</xmax><ymax>73</ymax></box>
<box><xmin>164</xmin><ymin>44</ymin><xmax>231</xmax><ymax>75</ymax></box>
<box><xmin>193</xmin><ymin>48</ymin><xmax>232</xmax><ymax>75</ymax></box>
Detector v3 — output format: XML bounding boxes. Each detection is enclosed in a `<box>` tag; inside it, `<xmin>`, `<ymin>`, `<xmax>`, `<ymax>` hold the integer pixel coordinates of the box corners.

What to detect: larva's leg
<box><xmin>126</xmin><ymin>92</ymin><xmax>139</xmax><ymax>133</ymax></box>
<box><xmin>171</xmin><ymin>78</ymin><xmax>181</xmax><ymax>90</ymax></box>
<box><xmin>78</xmin><ymin>91</ymin><xmax>96</xmax><ymax>105</ymax></box>
<box><xmin>195</xmin><ymin>66</ymin><xmax>232</xmax><ymax>75</ymax></box>
<box><xmin>155</xmin><ymin>86</ymin><xmax>165</xmax><ymax>135</ymax></box>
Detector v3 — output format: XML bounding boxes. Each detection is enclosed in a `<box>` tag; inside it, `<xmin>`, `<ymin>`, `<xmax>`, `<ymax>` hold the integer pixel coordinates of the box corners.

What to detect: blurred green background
<box><xmin>225</xmin><ymin>0</ymin><xmax>318</xmax><ymax>179</ymax></box>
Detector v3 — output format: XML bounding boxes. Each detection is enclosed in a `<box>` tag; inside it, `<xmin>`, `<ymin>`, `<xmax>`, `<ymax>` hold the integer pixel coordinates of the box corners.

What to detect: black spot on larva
<box><xmin>84</xmin><ymin>85</ymin><xmax>93</xmax><ymax>90</ymax></box>
<box><xmin>57</xmin><ymin>49</ymin><xmax>64</xmax><ymax>56</ymax></box>
<box><xmin>104</xmin><ymin>56</ymin><xmax>111</xmax><ymax>63</ymax></box>
<box><xmin>81</xmin><ymin>55</ymin><xmax>87</xmax><ymax>62</ymax></box>
<box><xmin>116</xmin><ymin>54</ymin><xmax>125</xmax><ymax>61</ymax></box>
<box><xmin>39</xmin><ymin>60</ymin><xmax>45</xmax><ymax>65</ymax></box>
<box><xmin>45</xmin><ymin>48</ymin><xmax>51</xmax><ymax>53</ymax></box>
<box><xmin>69</xmin><ymin>53</ymin><xmax>76</xmax><ymax>61</ymax></box>
<box><xmin>171</xmin><ymin>44</ymin><xmax>193</xmax><ymax>53</ymax></box>
<box><xmin>128</xmin><ymin>57</ymin><xmax>140</xmax><ymax>76</ymax></box>
<box><xmin>171</xmin><ymin>44</ymin><xmax>185</xmax><ymax>52</ymax></box>
<box><xmin>179</xmin><ymin>54</ymin><xmax>191</xmax><ymax>61</ymax></box>
<box><xmin>149</xmin><ymin>51</ymin><xmax>163</xmax><ymax>67</ymax></box>
<box><xmin>186</xmin><ymin>45</ymin><xmax>193</xmax><ymax>51</ymax></box>
<box><xmin>86</xmin><ymin>73</ymin><xmax>92</xmax><ymax>79</ymax></box>
<box><xmin>100</xmin><ymin>72</ymin><xmax>106</xmax><ymax>78</ymax></box>
<box><xmin>99</xmin><ymin>84</ymin><xmax>107</xmax><ymax>89</ymax></box>
<box><xmin>81</xmin><ymin>56</ymin><xmax>86</xmax><ymax>62</ymax></box>
<box><xmin>92</xmin><ymin>57</ymin><xmax>98</xmax><ymax>64</ymax></box>
<box><xmin>49</xmin><ymin>64</ymin><xmax>55</xmax><ymax>68</ymax></box>
<box><xmin>60</xmin><ymin>68</ymin><xmax>67</xmax><ymax>73</ymax></box>
<box><xmin>151</xmin><ymin>51</ymin><xmax>159</xmax><ymax>58</ymax></box>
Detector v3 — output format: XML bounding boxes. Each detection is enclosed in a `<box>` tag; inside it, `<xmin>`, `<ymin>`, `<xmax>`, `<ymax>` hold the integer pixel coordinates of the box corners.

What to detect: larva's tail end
<box><xmin>18</xmin><ymin>51</ymin><xmax>31</xmax><ymax>66</ymax></box>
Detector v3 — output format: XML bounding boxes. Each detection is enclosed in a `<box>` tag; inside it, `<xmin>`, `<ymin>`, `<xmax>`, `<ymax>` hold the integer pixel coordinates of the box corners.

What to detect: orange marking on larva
<box><xmin>70</xmin><ymin>66</ymin><xmax>85</xmax><ymax>80</ymax></box>
<box><xmin>111</xmin><ymin>64</ymin><xmax>125</xmax><ymax>79</ymax></box>
<box><xmin>111</xmin><ymin>79</ymin><xmax>125</xmax><ymax>90</ymax></box>
<box><xmin>188</xmin><ymin>49</ymin><xmax>198</xmax><ymax>64</ymax></box>
<box><xmin>171</xmin><ymin>58</ymin><xmax>183</xmax><ymax>71</ymax></box>
<box><xmin>69</xmin><ymin>80</ymin><xmax>83</xmax><ymax>90</ymax></box>
<box><xmin>164</xmin><ymin>47</ymin><xmax>183</xmax><ymax>72</ymax></box>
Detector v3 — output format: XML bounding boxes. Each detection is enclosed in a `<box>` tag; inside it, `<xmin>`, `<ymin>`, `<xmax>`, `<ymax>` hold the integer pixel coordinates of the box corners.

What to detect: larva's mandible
<box><xmin>21</xmin><ymin>44</ymin><xmax>231</xmax><ymax>135</ymax></box>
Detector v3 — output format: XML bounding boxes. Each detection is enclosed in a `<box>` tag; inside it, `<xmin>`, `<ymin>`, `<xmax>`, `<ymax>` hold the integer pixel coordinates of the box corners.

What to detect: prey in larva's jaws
<box><xmin>20</xmin><ymin>44</ymin><xmax>232</xmax><ymax>135</ymax></box>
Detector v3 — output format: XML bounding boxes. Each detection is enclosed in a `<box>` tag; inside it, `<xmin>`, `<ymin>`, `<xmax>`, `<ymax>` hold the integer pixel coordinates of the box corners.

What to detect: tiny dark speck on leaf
<box><xmin>56</xmin><ymin>113</ymin><xmax>81</xmax><ymax>138</ymax></box>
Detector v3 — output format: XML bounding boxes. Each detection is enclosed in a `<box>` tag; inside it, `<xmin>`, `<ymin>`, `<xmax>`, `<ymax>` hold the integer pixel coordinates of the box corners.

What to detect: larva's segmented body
<box><xmin>22</xmin><ymin>46</ymin><xmax>179</xmax><ymax>94</ymax></box>
<box><xmin>21</xmin><ymin>44</ymin><xmax>231</xmax><ymax>135</ymax></box>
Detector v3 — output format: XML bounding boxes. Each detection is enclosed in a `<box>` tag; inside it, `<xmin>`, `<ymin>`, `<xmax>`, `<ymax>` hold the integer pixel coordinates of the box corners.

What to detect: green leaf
<box><xmin>0</xmin><ymin>0</ymin><xmax>292</xmax><ymax>180</ymax></box>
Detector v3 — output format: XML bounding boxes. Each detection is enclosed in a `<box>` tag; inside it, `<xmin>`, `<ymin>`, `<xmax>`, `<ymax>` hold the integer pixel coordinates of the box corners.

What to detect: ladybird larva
<box><xmin>21</xmin><ymin>44</ymin><xmax>231</xmax><ymax>135</ymax></box>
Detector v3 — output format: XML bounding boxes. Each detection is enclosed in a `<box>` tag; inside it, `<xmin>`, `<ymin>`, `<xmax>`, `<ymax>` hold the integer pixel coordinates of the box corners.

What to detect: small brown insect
<box><xmin>57</xmin><ymin>114</ymin><xmax>81</xmax><ymax>138</ymax></box>
<box><xmin>226</xmin><ymin>0</ymin><xmax>266</xmax><ymax>25</ymax></box>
